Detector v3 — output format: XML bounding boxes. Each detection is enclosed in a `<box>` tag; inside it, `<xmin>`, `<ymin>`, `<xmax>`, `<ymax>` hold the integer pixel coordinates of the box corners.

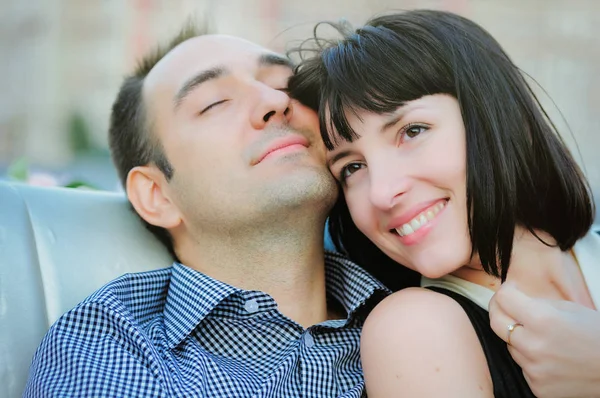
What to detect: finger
<box><xmin>488</xmin><ymin>295</ymin><xmax>509</xmax><ymax>338</ymax></box>
<box><xmin>508</xmin><ymin>339</ymin><xmax>547</xmax><ymax>397</ymax></box>
<box><xmin>506</xmin><ymin>322</ymin><xmax>527</xmax><ymax>351</ymax></box>
<box><xmin>489</xmin><ymin>310</ymin><xmax>528</xmax><ymax>351</ymax></box>
<box><xmin>493</xmin><ymin>282</ymin><xmax>537</xmax><ymax>326</ymax></box>
<box><xmin>489</xmin><ymin>294</ymin><xmax>519</xmax><ymax>342</ymax></box>
<box><xmin>489</xmin><ymin>292</ymin><xmax>530</xmax><ymax>354</ymax></box>
<box><xmin>507</xmin><ymin>342</ymin><xmax>529</xmax><ymax>368</ymax></box>
<box><xmin>520</xmin><ymin>370</ymin><xmax>541</xmax><ymax>398</ymax></box>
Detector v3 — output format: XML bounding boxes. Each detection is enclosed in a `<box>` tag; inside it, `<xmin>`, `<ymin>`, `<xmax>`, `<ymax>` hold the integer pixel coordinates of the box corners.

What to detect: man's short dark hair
<box><xmin>108</xmin><ymin>24</ymin><xmax>204</xmax><ymax>258</ymax></box>
<box><xmin>288</xmin><ymin>10</ymin><xmax>595</xmax><ymax>289</ymax></box>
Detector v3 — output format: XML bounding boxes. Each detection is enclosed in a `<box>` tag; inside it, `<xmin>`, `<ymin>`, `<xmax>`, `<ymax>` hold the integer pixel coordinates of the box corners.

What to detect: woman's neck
<box><xmin>451</xmin><ymin>228</ymin><xmax>595</xmax><ymax>309</ymax></box>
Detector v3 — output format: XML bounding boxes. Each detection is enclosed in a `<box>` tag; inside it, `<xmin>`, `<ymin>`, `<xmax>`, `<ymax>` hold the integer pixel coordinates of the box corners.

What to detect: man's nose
<box><xmin>250</xmin><ymin>85</ymin><xmax>292</xmax><ymax>129</ymax></box>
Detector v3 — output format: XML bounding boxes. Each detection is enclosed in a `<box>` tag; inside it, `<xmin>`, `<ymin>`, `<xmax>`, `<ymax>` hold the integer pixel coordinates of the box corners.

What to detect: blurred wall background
<box><xmin>1</xmin><ymin>0</ymin><xmax>598</xmax><ymax>223</ymax></box>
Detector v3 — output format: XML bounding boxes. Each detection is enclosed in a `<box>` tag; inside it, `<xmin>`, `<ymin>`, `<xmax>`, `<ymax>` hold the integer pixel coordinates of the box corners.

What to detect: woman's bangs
<box><xmin>319</xmin><ymin>25</ymin><xmax>454</xmax><ymax>149</ymax></box>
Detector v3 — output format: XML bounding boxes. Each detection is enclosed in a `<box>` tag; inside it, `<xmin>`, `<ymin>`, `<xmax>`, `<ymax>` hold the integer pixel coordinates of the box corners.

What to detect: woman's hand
<box><xmin>489</xmin><ymin>282</ymin><xmax>600</xmax><ymax>398</ymax></box>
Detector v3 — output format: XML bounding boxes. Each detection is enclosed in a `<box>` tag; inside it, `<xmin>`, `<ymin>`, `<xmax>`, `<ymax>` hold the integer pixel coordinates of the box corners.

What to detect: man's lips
<box><xmin>254</xmin><ymin>135</ymin><xmax>310</xmax><ymax>164</ymax></box>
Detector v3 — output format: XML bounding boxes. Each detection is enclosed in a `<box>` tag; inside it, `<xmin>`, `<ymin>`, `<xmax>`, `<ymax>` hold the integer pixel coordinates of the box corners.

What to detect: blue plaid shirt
<box><xmin>24</xmin><ymin>251</ymin><xmax>388</xmax><ymax>397</ymax></box>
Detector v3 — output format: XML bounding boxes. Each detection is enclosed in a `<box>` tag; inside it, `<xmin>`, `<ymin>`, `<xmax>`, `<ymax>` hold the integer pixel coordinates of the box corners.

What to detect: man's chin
<box><xmin>264</xmin><ymin>169</ymin><xmax>337</xmax><ymax>210</ymax></box>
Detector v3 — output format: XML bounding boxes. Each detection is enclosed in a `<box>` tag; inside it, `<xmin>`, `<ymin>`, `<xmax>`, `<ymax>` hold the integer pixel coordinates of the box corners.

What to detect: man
<box><xmin>24</xmin><ymin>26</ymin><xmax>388</xmax><ymax>397</ymax></box>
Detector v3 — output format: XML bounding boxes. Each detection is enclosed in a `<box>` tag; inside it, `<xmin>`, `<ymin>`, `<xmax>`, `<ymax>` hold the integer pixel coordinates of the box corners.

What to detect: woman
<box><xmin>289</xmin><ymin>9</ymin><xmax>599</xmax><ymax>397</ymax></box>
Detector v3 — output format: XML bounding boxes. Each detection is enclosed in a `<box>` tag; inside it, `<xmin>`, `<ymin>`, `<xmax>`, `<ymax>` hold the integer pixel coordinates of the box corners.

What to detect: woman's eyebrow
<box><xmin>327</xmin><ymin>150</ymin><xmax>352</xmax><ymax>167</ymax></box>
<box><xmin>380</xmin><ymin>103</ymin><xmax>427</xmax><ymax>131</ymax></box>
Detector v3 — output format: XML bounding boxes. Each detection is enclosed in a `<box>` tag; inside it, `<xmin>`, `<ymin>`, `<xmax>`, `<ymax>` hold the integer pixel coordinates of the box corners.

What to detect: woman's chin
<box><xmin>419</xmin><ymin>269</ymin><xmax>448</xmax><ymax>280</ymax></box>
<box><xmin>413</xmin><ymin>260</ymin><xmax>460</xmax><ymax>280</ymax></box>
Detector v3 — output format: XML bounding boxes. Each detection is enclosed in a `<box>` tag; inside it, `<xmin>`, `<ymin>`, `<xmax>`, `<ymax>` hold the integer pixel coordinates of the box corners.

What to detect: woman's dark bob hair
<box><xmin>288</xmin><ymin>9</ymin><xmax>595</xmax><ymax>290</ymax></box>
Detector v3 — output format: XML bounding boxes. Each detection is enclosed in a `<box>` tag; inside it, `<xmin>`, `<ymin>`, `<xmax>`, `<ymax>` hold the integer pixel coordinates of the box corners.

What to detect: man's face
<box><xmin>143</xmin><ymin>35</ymin><xmax>337</xmax><ymax>233</ymax></box>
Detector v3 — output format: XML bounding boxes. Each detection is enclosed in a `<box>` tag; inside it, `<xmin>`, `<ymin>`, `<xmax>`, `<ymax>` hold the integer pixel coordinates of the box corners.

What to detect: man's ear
<box><xmin>126</xmin><ymin>166</ymin><xmax>181</xmax><ymax>229</ymax></box>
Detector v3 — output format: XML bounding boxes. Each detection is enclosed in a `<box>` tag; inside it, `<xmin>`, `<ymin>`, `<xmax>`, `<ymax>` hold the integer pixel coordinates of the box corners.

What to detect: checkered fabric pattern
<box><xmin>24</xmin><ymin>251</ymin><xmax>388</xmax><ymax>397</ymax></box>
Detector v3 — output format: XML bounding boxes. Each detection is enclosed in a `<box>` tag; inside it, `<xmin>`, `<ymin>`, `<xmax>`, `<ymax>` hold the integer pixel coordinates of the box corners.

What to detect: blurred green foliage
<box><xmin>7</xmin><ymin>157</ymin><xmax>29</xmax><ymax>181</ymax></box>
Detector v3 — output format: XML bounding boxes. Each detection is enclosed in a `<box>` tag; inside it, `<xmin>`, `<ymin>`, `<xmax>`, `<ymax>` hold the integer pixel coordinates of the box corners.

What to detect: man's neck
<box><xmin>175</xmin><ymin>221</ymin><xmax>330</xmax><ymax>328</ymax></box>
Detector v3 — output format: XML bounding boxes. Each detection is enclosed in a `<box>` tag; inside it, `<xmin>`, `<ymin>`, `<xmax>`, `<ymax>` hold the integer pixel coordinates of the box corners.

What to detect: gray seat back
<box><xmin>0</xmin><ymin>181</ymin><xmax>173</xmax><ymax>397</ymax></box>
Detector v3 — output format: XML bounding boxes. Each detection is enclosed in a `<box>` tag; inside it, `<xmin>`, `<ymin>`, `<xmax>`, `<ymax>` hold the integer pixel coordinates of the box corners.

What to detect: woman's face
<box><xmin>327</xmin><ymin>94</ymin><xmax>472</xmax><ymax>278</ymax></box>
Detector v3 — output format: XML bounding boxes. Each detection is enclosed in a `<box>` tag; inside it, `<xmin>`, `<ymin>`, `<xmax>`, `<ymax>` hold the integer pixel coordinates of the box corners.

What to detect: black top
<box><xmin>428</xmin><ymin>287</ymin><xmax>536</xmax><ymax>398</ymax></box>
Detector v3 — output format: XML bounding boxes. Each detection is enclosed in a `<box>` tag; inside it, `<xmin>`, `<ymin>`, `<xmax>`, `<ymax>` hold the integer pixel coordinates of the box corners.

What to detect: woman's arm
<box><xmin>361</xmin><ymin>287</ymin><xmax>494</xmax><ymax>398</ymax></box>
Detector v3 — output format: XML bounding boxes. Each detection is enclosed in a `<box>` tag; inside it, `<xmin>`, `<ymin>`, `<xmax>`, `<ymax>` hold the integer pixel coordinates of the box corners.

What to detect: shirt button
<box><xmin>304</xmin><ymin>331</ymin><xmax>315</xmax><ymax>349</ymax></box>
<box><xmin>244</xmin><ymin>299</ymin><xmax>259</xmax><ymax>314</ymax></box>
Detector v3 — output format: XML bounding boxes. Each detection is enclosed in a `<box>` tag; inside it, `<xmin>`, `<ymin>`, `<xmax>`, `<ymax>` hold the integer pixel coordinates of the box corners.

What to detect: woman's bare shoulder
<box><xmin>361</xmin><ymin>287</ymin><xmax>493</xmax><ymax>397</ymax></box>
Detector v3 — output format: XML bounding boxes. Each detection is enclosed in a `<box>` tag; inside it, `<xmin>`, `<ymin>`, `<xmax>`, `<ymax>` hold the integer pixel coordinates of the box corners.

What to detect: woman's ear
<box><xmin>126</xmin><ymin>166</ymin><xmax>181</xmax><ymax>230</ymax></box>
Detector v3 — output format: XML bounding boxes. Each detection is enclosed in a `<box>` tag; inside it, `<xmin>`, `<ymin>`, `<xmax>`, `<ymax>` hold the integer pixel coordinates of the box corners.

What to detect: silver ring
<box><xmin>507</xmin><ymin>322</ymin><xmax>523</xmax><ymax>345</ymax></box>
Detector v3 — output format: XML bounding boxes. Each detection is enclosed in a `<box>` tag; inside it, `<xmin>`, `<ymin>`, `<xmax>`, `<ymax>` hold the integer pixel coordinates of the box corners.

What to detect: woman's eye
<box><xmin>199</xmin><ymin>99</ymin><xmax>228</xmax><ymax>115</ymax></box>
<box><xmin>340</xmin><ymin>163</ymin><xmax>365</xmax><ymax>182</ymax></box>
<box><xmin>402</xmin><ymin>123</ymin><xmax>429</xmax><ymax>141</ymax></box>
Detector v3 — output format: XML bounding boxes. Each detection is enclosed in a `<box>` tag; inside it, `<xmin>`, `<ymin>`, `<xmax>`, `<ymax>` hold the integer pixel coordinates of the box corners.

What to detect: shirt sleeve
<box><xmin>23</xmin><ymin>301</ymin><xmax>166</xmax><ymax>397</ymax></box>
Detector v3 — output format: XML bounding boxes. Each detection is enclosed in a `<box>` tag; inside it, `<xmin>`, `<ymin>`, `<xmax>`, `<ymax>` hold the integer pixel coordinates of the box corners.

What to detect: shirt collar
<box><xmin>324</xmin><ymin>250</ymin><xmax>391</xmax><ymax>324</ymax></box>
<box><xmin>163</xmin><ymin>263</ymin><xmax>240</xmax><ymax>349</ymax></box>
<box><xmin>163</xmin><ymin>253</ymin><xmax>390</xmax><ymax>348</ymax></box>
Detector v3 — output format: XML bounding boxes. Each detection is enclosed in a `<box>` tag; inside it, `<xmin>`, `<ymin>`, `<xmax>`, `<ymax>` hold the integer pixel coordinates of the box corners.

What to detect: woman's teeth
<box><xmin>395</xmin><ymin>201</ymin><xmax>446</xmax><ymax>237</ymax></box>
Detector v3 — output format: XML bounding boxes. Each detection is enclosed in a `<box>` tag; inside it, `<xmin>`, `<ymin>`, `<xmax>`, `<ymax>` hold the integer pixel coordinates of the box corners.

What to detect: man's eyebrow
<box><xmin>259</xmin><ymin>53</ymin><xmax>294</xmax><ymax>69</ymax></box>
<box><xmin>174</xmin><ymin>66</ymin><xmax>226</xmax><ymax>109</ymax></box>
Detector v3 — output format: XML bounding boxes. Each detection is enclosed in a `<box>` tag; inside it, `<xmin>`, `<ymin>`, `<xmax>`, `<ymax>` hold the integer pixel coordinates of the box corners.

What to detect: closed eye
<box><xmin>199</xmin><ymin>99</ymin><xmax>229</xmax><ymax>115</ymax></box>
